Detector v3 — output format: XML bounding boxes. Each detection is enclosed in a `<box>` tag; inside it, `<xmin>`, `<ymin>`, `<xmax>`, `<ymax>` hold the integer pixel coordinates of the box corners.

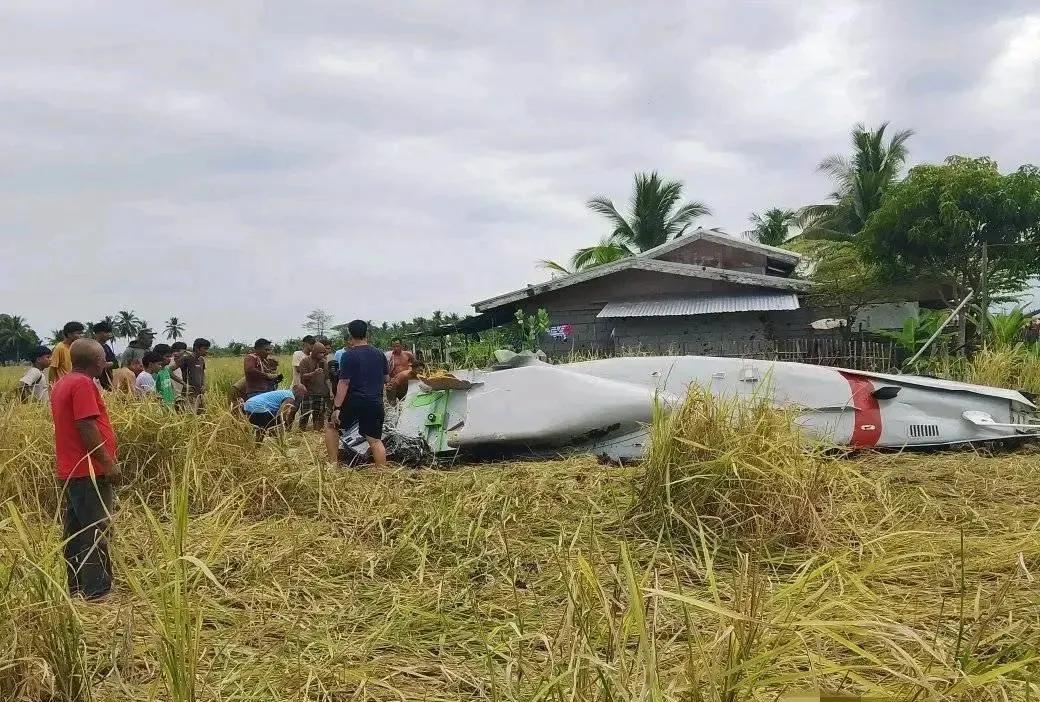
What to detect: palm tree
<box><xmin>537</xmin><ymin>259</ymin><xmax>573</xmax><ymax>276</ymax></box>
<box><xmin>539</xmin><ymin>238</ymin><xmax>636</xmax><ymax>276</ymax></box>
<box><xmin>799</xmin><ymin>122</ymin><xmax>913</xmax><ymax>241</ymax></box>
<box><xmin>746</xmin><ymin>208</ymin><xmax>798</xmax><ymax>246</ymax></box>
<box><xmin>164</xmin><ymin>316</ymin><xmax>185</xmax><ymax>340</ymax></box>
<box><xmin>539</xmin><ymin>172</ymin><xmax>710</xmax><ymax>276</ymax></box>
<box><xmin>115</xmin><ymin>310</ymin><xmax>142</xmax><ymax>340</ymax></box>
<box><xmin>587</xmin><ymin>171</ymin><xmax>711</xmax><ymax>252</ymax></box>
<box><xmin>538</xmin><ymin>240</ymin><xmax>635</xmax><ymax>276</ymax></box>
<box><xmin>48</xmin><ymin>328</ymin><xmax>64</xmax><ymax>345</ymax></box>
<box><xmin>0</xmin><ymin>314</ymin><xmax>40</xmax><ymax>362</ymax></box>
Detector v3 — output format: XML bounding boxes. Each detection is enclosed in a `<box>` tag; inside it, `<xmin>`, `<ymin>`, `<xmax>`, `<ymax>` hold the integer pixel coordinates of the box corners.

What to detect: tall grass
<box><xmin>636</xmin><ymin>387</ymin><xmax>836</xmax><ymax>548</ymax></box>
<box><xmin>2</xmin><ymin>505</ymin><xmax>92</xmax><ymax>702</ymax></box>
<box><xmin>121</xmin><ymin>460</ymin><xmax>201</xmax><ymax>702</ymax></box>
<box><xmin>959</xmin><ymin>346</ymin><xmax>1040</xmax><ymax>395</ymax></box>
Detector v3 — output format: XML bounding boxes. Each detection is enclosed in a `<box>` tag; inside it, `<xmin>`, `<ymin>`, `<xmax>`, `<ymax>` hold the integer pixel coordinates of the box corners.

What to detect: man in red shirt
<box><xmin>50</xmin><ymin>338</ymin><xmax>119</xmax><ymax>600</ymax></box>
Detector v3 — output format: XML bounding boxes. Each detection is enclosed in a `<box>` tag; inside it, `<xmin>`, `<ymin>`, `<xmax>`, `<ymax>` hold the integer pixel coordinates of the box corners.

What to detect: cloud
<box><xmin>0</xmin><ymin>1</ymin><xmax>1037</xmax><ymax>342</ymax></box>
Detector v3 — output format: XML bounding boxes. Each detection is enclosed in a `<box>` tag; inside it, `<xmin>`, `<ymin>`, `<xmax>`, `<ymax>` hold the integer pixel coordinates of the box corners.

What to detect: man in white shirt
<box><xmin>19</xmin><ymin>345</ymin><xmax>52</xmax><ymax>402</ymax></box>
<box><xmin>292</xmin><ymin>335</ymin><xmax>316</xmax><ymax>386</ymax></box>
<box><xmin>134</xmin><ymin>351</ymin><xmax>164</xmax><ymax>398</ymax></box>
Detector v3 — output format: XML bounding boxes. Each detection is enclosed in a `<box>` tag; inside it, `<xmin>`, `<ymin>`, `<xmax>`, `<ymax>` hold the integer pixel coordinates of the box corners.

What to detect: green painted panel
<box><xmin>410</xmin><ymin>391</ymin><xmax>442</xmax><ymax>408</ymax></box>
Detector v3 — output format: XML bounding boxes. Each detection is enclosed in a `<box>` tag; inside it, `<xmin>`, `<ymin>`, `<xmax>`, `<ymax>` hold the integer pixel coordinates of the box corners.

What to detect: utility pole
<box><xmin>979</xmin><ymin>242</ymin><xmax>989</xmax><ymax>344</ymax></box>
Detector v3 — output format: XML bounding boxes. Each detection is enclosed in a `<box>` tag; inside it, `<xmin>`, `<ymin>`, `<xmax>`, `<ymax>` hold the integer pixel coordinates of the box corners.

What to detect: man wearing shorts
<box><xmin>326</xmin><ymin>319</ymin><xmax>388</xmax><ymax>467</ymax></box>
<box><xmin>242</xmin><ymin>384</ymin><xmax>307</xmax><ymax>439</ymax></box>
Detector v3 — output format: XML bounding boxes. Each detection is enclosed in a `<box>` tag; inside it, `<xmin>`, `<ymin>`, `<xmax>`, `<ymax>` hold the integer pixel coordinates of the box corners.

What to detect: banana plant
<box><xmin>877</xmin><ymin>310</ymin><xmax>951</xmax><ymax>358</ymax></box>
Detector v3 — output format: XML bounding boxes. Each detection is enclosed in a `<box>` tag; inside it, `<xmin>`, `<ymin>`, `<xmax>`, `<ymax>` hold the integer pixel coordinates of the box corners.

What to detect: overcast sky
<box><xmin>2</xmin><ymin>1</ymin><xmax>1038</xmax><ymax>343</ymax></box>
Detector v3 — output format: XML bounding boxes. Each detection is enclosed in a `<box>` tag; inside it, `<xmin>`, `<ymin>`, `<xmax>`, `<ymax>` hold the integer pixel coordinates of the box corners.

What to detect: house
<box><xmin>469</xmin><ymin>228</ymin><xmax>824</xmax><ymax>355</ymax></box>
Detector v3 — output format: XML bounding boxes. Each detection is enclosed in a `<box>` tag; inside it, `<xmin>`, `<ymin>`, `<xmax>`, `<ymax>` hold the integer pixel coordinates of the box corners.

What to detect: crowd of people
<box><xmin>21</xmin><ymin>321</ymin><xmax>212</xmax><ymax>409</ymax></box>
<box><xmin>18</xmin><ymin>318</ymin><xmax>417</xmax><ymax>601</ymax></box>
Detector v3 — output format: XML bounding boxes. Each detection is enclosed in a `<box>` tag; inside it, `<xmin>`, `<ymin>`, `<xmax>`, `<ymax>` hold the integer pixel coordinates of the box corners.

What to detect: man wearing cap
<box><xmin>19</xmin><ymin>345</ymin><xmax>53</xmax><ymax>402</ymax></box>
<box><xmin>119</xmin><ymin>329</ymin><xmax>154</xmax><ymax>368</ymax></box>
<box><xmin>243</xmin><ymin>338</ymin><xmax>281</xmax><ymax>399</ymax></box>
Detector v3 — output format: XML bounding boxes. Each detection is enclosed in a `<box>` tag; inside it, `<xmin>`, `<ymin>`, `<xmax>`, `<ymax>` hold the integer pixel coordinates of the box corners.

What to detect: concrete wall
<box><xmin>852</xmin><ymin>302</ymin><xmax>919</xmax><ymax>331</ymax></box>
<box><xmin>607</xmin><ymin>313</ymin><xmax>767</xmax><ymax>354</ymax></box>
<box><xmin>527</xmin><ymin>308</ymin><xmax>821</xmax><ymax>355</ymax></box>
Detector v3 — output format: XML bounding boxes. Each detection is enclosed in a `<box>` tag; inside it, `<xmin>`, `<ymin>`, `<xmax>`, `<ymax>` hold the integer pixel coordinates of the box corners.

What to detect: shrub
<box><xmin>635</xmin><ymin>386</ymin><xmax>835</xmax><ymax>548</ymax></box>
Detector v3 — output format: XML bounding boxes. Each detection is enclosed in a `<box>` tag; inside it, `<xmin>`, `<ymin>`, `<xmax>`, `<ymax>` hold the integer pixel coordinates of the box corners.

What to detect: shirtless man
<box><xmin>385</xmin><ymin>338</ymin><xmax>415</xmax><ymax>402</ymax></box>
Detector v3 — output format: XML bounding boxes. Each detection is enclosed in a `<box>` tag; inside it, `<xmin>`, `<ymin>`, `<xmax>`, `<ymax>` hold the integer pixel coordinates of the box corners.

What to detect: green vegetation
<box><xmin>115</xmin><ymin>310</ymin><xmax>147</xmax><ymax>340</ymax></box>
<box><xmin>163</xmin><ymin>317</ymin><xmax>185</xmax><ymax>341</ymax></box>
<box><xmin>799</xmin><ymin>122</ymin><xmax>914</xmax><ymax>243</ymax></box>
<box><xmin>513</xmin><ymin>308</ymin><xmax>551</xmax><ymax>352</ymax></box>
<box><xmin>0</xmin><ymin>315</ymin><xmax>40</xmax><ymax>364</ymax></box>
<box><xmin>864</xmin><ymin>156</ymin><xmax>1040</xmax><ymax>303</ymax></box>
<box><xmin>4</xmin><ymin>115</ymin><xmax>1040</xmax><ymax>699</ymax></box>
<box><xmin>540</xmin><ymin>171</ymin><xmax>711</xmax><ymax>274</ymax></box>
<box><xmin>745</xmin><ymin>208</ymin><xmax>797</xmax><ymax>247</ymax></box>
<box><xmin>986</xmin><ymin>308</ymin><xmax>1033</xmax><ymax>349</ymax></box>
<box><xmin>876</xmin><ymin>309</ymin><xmax>951</xmax><ymax>357</ymax></box>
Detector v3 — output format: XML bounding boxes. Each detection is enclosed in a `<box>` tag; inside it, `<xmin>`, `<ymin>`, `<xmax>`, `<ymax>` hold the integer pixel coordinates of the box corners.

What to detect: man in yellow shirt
<box><xmin>49</xmin><ymin>321</ymin><xmax>86</xmax><ymax>384</ymax></box>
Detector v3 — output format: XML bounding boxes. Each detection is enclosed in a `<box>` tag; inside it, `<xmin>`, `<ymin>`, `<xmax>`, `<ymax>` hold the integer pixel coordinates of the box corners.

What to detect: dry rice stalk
<box><xmin>636</xmin><ymin>386</ymin><xmax>836</xmax><ymax>548</ymax></box>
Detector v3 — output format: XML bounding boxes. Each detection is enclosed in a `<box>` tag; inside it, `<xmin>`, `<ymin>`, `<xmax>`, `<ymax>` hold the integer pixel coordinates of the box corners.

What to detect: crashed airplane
<box><xmin>340</xmin><ymin>354</ymin><xmax>1040</xmax><ymax>463</ymax></box>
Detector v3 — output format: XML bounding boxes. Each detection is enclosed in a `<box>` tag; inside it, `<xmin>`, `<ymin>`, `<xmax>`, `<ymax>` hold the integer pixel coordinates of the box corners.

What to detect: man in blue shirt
<box><xmin>326</xmin><ymin>320</ymin><xmax>389</xmax><ymax>467</ymax></box>
<box><xmin>243</xmin><ymin>384</ymin><xmax>307</xmax><ymax>439</ymax></box>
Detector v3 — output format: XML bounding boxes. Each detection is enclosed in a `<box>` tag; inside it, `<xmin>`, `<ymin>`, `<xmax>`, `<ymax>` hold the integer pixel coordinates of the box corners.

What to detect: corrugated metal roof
<box><xmin>597</xmin><ymin>292</ymin><xmax>800</xmax><ymax>318</ymax></box>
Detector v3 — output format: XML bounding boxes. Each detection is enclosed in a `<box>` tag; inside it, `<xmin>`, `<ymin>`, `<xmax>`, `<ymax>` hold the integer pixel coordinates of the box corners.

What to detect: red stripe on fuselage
<box><xmin>839</xmin><ymin>372</ymin><xmax>882</xmax><ymax>447</ymax></box>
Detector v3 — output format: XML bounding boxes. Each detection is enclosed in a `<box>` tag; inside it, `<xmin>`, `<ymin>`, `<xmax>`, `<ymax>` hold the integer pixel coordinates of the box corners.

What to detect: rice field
<box><xmin>0</xmin><ymin>354</ymin><xmax>1038</xmax><ymax>700</ymax></box>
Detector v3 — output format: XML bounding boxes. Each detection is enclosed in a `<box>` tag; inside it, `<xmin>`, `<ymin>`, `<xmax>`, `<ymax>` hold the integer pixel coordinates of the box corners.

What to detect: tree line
<box><xmin>0</xmin><ymin>312</ymin><xmax>188</xmax><ymax>364</ymax></box>
<box><xmin>1</xmin><ymin>305</ymin><xmax>478</xmax><ymax>363</ymax></box>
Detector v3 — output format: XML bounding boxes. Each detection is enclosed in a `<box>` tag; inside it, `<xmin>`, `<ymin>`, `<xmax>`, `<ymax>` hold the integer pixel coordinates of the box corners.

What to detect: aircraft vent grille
<box><xmin>908</xmin><ymin>424</ymin><xmax>940</xmax><ymax>439</ymax></box>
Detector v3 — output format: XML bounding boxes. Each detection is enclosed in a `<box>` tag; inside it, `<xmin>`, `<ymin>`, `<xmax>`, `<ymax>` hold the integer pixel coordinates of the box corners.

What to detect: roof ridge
<box><xmin>473</xmin><ymin>255</ymin><xmax>809</xmax><ymax>312</ymax></box>
<box><xmin>638</xmin><ymin>227</ymin><xmax>801</xmax><ymax>263</ymax></box>
<box><xmin>631</xmin><ymin>258</ymin><xmax>808</xmax><ymax>289</ymax></box>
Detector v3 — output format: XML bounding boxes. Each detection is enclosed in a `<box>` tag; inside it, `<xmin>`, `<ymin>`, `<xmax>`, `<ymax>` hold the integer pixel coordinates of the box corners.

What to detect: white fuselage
<box><xmin>390</xmin><ymin>356</ymin><xmax>1038</xmax><ymax>461</ymax></box>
